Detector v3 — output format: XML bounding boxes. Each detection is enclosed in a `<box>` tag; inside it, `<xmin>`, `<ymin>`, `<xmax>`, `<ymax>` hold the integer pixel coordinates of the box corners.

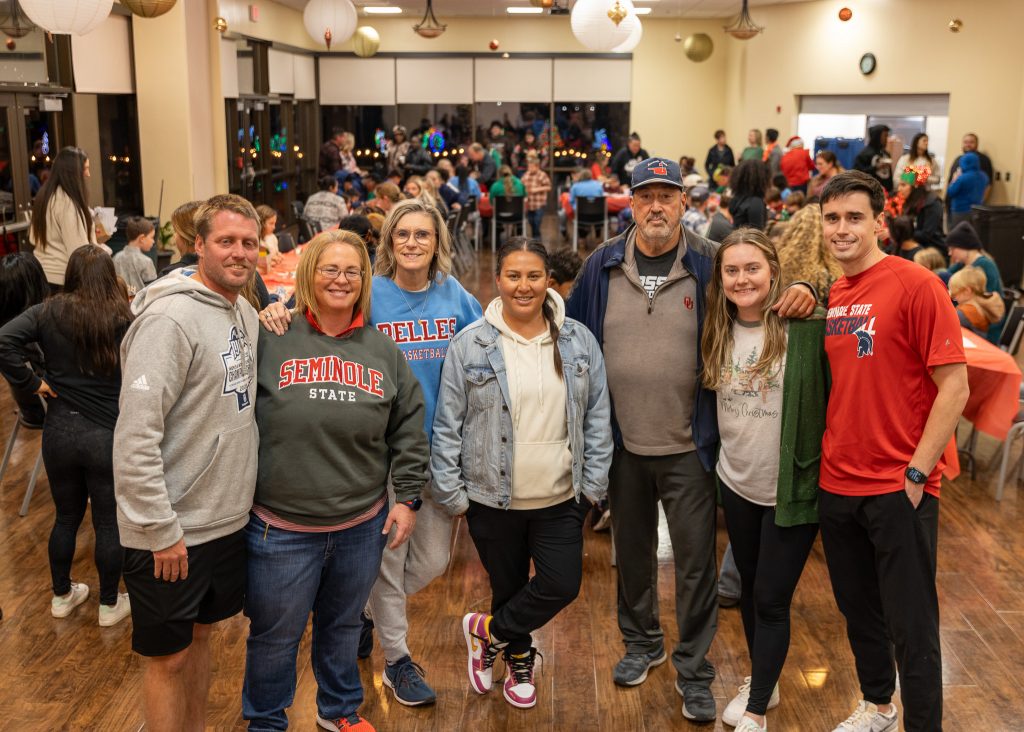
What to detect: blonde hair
<box><xmin>949</xmin><ymin>266</ymin><xmax>987</xmax><ymax>297</ymax></box>
<box><xmin>255</xmin><ymin>204</ymin><xmax>277</xmax><ymax>236</ymax></box>
<box><xmin>374</xmin><ymin>198</ymin><xmax>453</xmax><ymax>283</ymax></box>
<box><xmin>701</xmin><ymin>228</ymin><xmax>787</xmax><ymax>392</ymax></box>
<box><xmin>293</xmin><ymin>230</ymin><xmax>372</xmax><ymax>325</ymax></box>
<box><xmin>171</xmin><ymin>200</ymin><xmax>202</xmax><ymax>255</ymax></box>
<box><xmin>913</xmin><ymin>247</ymin><xmax>946</xmax><ymax>272</ymax></box>
<box><xmin>405</xmin><ymin>175</ymin><xmax>442</xmax><ymax>209</ymax></box>
<box><xmin>194</xmin><ymin>194</ymin><xmax>260</xmax><ymax>243</ymax></box>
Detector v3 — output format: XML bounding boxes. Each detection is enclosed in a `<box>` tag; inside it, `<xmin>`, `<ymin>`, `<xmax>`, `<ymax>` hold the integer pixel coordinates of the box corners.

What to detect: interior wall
<box><xmin>175</xmin><ymin>0</ymin><xmax>1024</xmax><ymax>207</ymax></box>
<box><xmin>70</xmin><ymin>93</ymin><xmax>105</xmax><ymax>205</ymax></box>
<box><xmin>722</xmin><ymin>0</ymin><xmax>1024</xmax><ymax>204</ymax></box>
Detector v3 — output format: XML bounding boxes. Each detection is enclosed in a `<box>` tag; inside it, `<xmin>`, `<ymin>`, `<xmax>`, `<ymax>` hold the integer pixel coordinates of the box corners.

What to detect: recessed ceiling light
<box><xmin>634</xmin><ymin>7</ymin><xmax>653</xmax><ymax>14</ymax></box>
<box><xmin>507</xmin><ymin>6</ymin><xmax>543</xmax><ymax>13</ymax></box>
<box><xmin>364</xmin><ymin>6</ymin><xmax>402</xmax><ymax>14</ymax></box>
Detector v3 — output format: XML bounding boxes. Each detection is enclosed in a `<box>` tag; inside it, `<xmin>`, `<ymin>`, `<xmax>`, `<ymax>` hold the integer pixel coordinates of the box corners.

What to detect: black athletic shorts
<box><xmin>123</xmin><ymin>528</ymin><xmax>246</xmax><ymax>657</ymax></box>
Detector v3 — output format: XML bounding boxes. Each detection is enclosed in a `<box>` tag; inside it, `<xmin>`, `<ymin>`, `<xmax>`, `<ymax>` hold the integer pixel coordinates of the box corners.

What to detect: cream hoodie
<box><xmin>484</xmin><ymin>290</ymin><xmax>575</xmax><ymax>510</ymax></box>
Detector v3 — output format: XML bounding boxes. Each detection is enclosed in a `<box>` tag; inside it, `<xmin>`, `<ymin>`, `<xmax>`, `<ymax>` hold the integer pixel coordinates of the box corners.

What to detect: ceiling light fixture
<box><xmin>723</xmin><ymin>0</ymin><xmax>763</xmax><ymax>40</ymax></box>
<box><xmin>413</xmin><ymin>0</ymin><xmax>445</xmax><ymax>38</ymax></box>
<box><xmin>363</xmin><ymin>5</ymin><xmax>402</xmax><ymax>13</ymax></box>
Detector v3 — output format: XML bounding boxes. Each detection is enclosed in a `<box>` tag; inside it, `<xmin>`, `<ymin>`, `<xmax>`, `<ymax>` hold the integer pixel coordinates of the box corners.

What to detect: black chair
<box><xmin>464</xmin><ymin>196</ymin><xmax>481</xmax><ymax>250</ymax></box>
<box><xmin>297</xmin><ymin>217</ymin><xmax>318</xmax><ymax>244</ymax></box>
<box><xmin>999</xmin><ymin>303</ymin><xmax>1024</xmax><ymax>355</ymax></box>
<box><xmin>291</xmin><ymin>200</ymin><xmax>305</xmax><ymax>221</ymax></box>
<box><xmin>490</xmin><ymin>196</ymin><xmax>527</xmax><ymax>252</ymax></box>
<box><xmin>277</xmin><ymin>232</ymin><xmax>296</xmax><ymax>253</ymax></box>
<box><xmin>573</xmin><ymin>196</ymin><xmax>608</xmax><ymax>252</ymax></box>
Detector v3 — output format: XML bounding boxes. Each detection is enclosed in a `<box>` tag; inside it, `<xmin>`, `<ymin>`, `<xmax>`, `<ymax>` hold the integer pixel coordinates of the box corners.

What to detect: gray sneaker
<box><xmin>612</xmin><ymin>648</ymin><xmax>668</xmax><ymax>686</ymax></box>
<box><xmin>677</xmin><ymin>681</ymin><xmax>716</xmax><ymax>723</ymax></box>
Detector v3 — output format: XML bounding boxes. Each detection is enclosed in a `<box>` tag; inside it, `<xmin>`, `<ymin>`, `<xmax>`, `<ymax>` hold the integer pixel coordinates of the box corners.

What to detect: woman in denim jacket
<box><xmin>431</xmin><ymin>237</ymin><xmax>612</xmax><ymax>710</ymax></box>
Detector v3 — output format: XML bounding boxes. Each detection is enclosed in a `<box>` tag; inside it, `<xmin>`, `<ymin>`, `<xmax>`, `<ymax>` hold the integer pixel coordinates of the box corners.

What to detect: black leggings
<box><xmin>720</xmin><ymin>483</ymin><xmax>818</xmax><ymax>715</ymax></box>
<box><xmin>41</xmin><ymin>399</ymin><xmax>122</xmax><ymax>605</ymax></box>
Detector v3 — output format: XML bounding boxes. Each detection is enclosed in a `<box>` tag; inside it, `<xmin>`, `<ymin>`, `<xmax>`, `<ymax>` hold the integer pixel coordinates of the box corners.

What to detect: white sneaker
<box><xmin>51</xmin><ymin>582</ymin><xmax>89</xmax><ymax>618</ymax></box>
<box><xmin>735</xmin><ymin>716</ymin><xmax>767</xmax><ymax>732</ymax></box>
<box><xmin>832</xmin><ymin>700</ymin><xmax>898</xmax><ymax>732</ymax></box>
<box><xmin>98</xmin><ymin>593</ymin><xmax>131</xmax><ymax>627</ymax></box>
<box><xmin>722</xmin><ymin>676</ymin><xmax>780</xmax><ymax>726</ymax></box>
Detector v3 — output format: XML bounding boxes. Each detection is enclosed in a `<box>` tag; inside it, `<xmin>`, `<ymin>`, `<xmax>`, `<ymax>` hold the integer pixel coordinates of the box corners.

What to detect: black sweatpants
<box><xmin>819</xmin><ymin>489</ymin><xmax>942</xmax><ymax>732</ymax></box>
<box><xmin>41</xmin><ymin>399</ymin><xmax>122</xmax><ymax>605</ymax></box>
<box><xmin>720</xmin><ymin>484</ymin><xmax>818</xmax><ymax>715</ymax></box>
<box><xmin>466</xmin><ymin>497</ymin><xmax>587</xmax><ymax>655</ymax></box>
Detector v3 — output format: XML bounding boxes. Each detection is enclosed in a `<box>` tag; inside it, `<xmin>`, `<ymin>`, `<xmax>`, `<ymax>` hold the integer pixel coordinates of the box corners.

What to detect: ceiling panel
<box><xmin>274</xmin><ymin>0</ymin><xmax>812</xmax><ymax>20</ymax></box>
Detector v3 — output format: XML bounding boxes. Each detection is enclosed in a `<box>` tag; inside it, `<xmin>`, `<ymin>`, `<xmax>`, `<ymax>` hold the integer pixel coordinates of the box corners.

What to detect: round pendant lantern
<box><xmin>121</xmin><ymin>0</ymin><xmax>177</xmax><ymax>18</ymax></box>
<box><xmin>0</xmin><ymin>0</ymin><xmax>35</xmax><ymax>38</ymax></box>
<box><xmin>19</xmin><ymin>0</ymin><xmax>112</xmax><ymax>35</ymax></box>
<box><xmin>571</xmin><ymin>0</ymin><xmax>636</xmax><ymax>53</ymax></box>
<box><xmin>352</xmin><ymin>25</ymin><xmax>380</xmax><ymax>58</ymax></box>
<box><xmin>303</xmin><ymin>0</ymin><xmax>357</xmax><ymax>50</ymax></box>
<box><xmin>611</xmin><ymin>12</ymin><xmax>642</xmax><ymax>53</ymax></box>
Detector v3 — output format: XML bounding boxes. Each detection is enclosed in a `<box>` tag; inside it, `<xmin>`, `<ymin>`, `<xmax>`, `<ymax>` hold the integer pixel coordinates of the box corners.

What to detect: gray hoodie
<box><xmin>113</xmin><ymin>271</ymin><xmax>259</xmax><ymax>551</ymax></box>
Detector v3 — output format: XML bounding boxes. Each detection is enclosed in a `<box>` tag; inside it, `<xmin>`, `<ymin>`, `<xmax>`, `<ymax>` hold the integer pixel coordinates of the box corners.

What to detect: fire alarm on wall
<box><xmin>249</xmin><ymin>4</ymin><xmax>259</xmax><ymax>22</ymax></box>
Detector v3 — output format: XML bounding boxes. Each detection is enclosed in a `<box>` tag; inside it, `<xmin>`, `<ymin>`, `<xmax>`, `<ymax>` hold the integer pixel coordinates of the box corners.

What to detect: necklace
<box><xmin>394</xmin><ymin>278</ymin><xmax>432</xmax><ymax>322</ymax></box>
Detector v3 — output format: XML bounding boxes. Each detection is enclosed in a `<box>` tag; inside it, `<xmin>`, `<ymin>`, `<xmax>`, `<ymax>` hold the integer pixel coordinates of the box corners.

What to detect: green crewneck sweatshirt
<box><xmin>255</xmin><ymin>314</ymin><xmax>429</xmax><ymax>526</ymax></box>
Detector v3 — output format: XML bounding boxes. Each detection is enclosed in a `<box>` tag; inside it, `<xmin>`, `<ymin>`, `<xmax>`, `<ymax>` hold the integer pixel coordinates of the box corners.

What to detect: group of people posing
<box><xmin>0</xmin><ymin>153</ymin><xmax>967</xmax><ymax>732</ymax></box>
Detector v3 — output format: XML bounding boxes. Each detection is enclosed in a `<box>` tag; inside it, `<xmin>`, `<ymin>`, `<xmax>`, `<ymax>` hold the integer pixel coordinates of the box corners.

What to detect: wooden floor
<box><xmin>2</xmin><ymin>247</ymin><xmax>1024</xmax><ymax>731</ymax></box>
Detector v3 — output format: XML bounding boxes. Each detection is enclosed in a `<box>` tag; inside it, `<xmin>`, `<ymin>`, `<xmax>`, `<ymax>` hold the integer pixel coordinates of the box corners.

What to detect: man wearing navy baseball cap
<box><xmin>566</xmin><ymin>157</ymin><xmax>815</xmax><ymax>723</ymax></box>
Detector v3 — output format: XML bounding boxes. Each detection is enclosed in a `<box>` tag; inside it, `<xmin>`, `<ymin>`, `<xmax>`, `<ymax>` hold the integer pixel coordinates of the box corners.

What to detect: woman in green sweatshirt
<box><xmin>700</xmin><ymin>228</ymin><xmax>829</xmax><ymax>732</ymax></box>
<box><xmin>242</xmin><ymin>229</ymin><xmax>429</xmax><ymax>732</ymax></box>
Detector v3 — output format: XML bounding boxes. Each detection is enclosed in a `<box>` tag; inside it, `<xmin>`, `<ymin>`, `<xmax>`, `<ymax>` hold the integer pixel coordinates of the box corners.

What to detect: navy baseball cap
<box><xmin>631</xmin><ymin>157</ymin><xmax>684</xmax><ymax>190</ymax></box>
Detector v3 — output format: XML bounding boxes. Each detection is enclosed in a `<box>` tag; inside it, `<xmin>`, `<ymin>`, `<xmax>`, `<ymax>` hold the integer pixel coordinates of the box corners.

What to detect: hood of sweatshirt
<box><xmin>975</xmin><ymin>291</ymin><xmax>1006</xmax><ymax>323</ymax></box>
<box><xmin>132</xmin><ymin>268</ymin><xmax>239</xmax><ymax>317</ymax></box>
<box><xmin>484</xmin><ymin>288</ymin><xmax>565</xmax><ymax>424</ymax></box>
<box><xmin>960</xmin><ymin>151</ymin><xmax>980</xmax><ymax>173</ymax></box>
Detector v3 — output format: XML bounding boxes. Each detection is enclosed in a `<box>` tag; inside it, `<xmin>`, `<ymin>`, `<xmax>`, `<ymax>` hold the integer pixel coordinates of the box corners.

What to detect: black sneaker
<box><xmin>357</xmin><ymin>612</ymin><xmax>374</xmax><ymax>659</ymax></box>
<box><xmin>612</xmin><ymin>648</ymin><xmax>667</xmax><ymax>686</ymax></box>
<box><xmin>383</xmin><ymin>655</ymin><xmax>437</xmax><ymax>706</ymax></box>
<box><xmin>677</xmin><ymin>680</ymin><xmax>716</xmax><ymax>723</ymax></box>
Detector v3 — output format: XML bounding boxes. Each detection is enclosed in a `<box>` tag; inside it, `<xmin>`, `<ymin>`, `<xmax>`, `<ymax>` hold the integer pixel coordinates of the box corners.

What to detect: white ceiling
<box><xmin>274</xmin><ymin>0</ymin><xmax>812</xmax><ymax>20</ymax></box>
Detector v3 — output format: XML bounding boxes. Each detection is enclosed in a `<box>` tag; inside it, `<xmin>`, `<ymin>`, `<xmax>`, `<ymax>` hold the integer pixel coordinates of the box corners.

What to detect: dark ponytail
<box><xmin>495</xmin><ymin>236</ymin><xmax>563</xmax><ymax>380</ymax></box>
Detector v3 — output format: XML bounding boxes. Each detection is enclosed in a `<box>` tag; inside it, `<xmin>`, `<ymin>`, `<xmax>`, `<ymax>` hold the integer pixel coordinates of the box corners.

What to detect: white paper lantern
<box><xmin>611</xmin><ymin>13</ymin><xmax>642</xmax><ymax>53</ymax></box>
<box><xmin>303</xmin><ymin>0</ymin><xmax>357</xmax><ymax>50</ymax></box>
<box><xmin>571</xmin><ymin>0</ymin><xmax>636</xmax><ymax>52</ymax></box>
<box><xmin>19</xmin><ymin>0</ymin><xmax>112</xmax><ymax>36</ymax></box>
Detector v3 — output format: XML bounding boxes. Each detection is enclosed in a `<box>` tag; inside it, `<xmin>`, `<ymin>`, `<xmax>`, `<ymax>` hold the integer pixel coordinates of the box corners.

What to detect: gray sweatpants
<box><xmin>608</xmin><ymin>447</ymin><xmax>718</xmax><ymax>685</ymax></box>
<box><xmin>367</xmin><ymin>481</ymin><xmax>454</xmax><ymax>664</ymax></box>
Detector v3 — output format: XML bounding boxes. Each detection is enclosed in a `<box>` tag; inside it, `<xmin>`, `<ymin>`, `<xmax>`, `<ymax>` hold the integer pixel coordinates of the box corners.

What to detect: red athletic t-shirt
<box><xmin>821</xmin><ymin>255</ymin><xmax>965</xmax><ymax>497</ymax></box>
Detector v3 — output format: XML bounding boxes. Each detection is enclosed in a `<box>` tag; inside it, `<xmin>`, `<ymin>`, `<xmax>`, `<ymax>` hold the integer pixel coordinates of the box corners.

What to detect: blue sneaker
<box><xmin>383</xmin><ymin>656</ymin><xmax>437</xmax><ymax>706</ymax></box>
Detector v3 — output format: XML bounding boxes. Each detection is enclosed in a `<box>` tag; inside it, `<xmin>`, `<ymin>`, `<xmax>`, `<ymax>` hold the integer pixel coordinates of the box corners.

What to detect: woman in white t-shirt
<box><xmin>701</xmin><ymin>228</ymin><xmax>829</xmax><ymax>732</ymax></box>
<box><xmin>894</xmin><ymin>133</ymin><xmax>941</xmax><ymax>190</ymax></box>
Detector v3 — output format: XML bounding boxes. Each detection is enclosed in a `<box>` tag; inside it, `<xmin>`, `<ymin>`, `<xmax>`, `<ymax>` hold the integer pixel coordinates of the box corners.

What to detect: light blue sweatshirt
<box><xmin>371</xmin><ymin>274</ymin><xmax>483</xmax><ymax>442</ymax></box>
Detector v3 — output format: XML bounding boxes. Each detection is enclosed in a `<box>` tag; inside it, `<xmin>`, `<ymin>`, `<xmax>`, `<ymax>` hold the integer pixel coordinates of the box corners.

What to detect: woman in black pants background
<box><xmin>0</xmin><ymin>245</ymin><xmax>133</xmax><ymax>626</ymax></box>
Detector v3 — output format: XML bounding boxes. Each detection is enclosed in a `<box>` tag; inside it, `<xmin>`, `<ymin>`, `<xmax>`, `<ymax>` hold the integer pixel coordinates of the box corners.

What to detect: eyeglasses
<box><xmin>316</xmin><ymin>266</ymin><xmax>363</xmax><ymax>281</ymax></box>
<box><xmin>393</xmin><ymin>228</ymin><xmax>435</xmax><ymax>245</ymax></box>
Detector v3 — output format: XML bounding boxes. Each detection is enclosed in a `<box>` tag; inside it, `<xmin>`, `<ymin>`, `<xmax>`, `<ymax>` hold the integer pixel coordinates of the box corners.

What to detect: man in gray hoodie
<box><xmin>114</xmin><ymin>194</ymin><xmax>261</xmax><ymax>732</ymax></box>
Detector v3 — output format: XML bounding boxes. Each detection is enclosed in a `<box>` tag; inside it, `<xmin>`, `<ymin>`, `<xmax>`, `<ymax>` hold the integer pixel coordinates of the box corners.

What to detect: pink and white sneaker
<box><xmin>462</xmin><ymin>612</ymin><xmax>502</xmax><ymax>694</ymax></box>
<box><xmin>502</xmin><ymin>648</ymin><xmax>539</xmax><ymax>709</ymax></box>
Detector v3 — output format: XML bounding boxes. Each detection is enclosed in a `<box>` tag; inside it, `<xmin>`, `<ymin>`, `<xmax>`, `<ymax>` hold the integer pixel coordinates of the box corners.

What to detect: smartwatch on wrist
<box><xmin>905</xmin><ymin>466</ymin><xmax>927</xmax><ymax>485</ymax></box>
<box><xmin>400</xmin><ymin>498</ymin><xmax>423</xmax><ymax>512</ymax></box>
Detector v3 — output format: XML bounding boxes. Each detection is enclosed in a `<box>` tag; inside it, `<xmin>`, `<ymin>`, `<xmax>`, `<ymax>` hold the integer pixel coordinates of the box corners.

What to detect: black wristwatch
<box><xmin>400</xmin><ymin>498</ymin><xmax>423</xmax><ymax>512</ymax></box>
<box><xmin>905</xmin><ymin>466</ymin><xmax>927</xmax><ymax>485</ymax></box>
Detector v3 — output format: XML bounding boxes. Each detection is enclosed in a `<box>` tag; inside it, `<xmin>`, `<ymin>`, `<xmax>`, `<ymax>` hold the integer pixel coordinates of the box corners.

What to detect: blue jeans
<box><xmin>242</xmin><ymin>506</ymin><xmax>388</xmax><ymax>730</ymax></box>
<box><xmin>527</xmin><ymin>208</ymin><xmax>544</xmax><ymax>238</ymax></box>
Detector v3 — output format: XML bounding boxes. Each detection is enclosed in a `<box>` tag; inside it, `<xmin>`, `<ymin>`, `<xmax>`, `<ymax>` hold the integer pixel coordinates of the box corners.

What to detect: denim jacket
<box><xmin>430</xmin><ymin>316</ymin><xmax>613</xmax><ymax>513</ymax></box>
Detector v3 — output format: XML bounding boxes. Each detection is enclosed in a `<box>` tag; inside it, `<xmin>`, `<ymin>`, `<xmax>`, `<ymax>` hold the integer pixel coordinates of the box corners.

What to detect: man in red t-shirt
<box><xmin>819</xmin><ymin>171</ymin><xmax>968</xmax><ymax>732</ymax></box>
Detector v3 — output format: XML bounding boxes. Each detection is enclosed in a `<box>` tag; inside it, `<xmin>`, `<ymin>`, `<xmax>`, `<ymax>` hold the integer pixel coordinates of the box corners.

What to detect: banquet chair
<box><xmin>994</xmin><ymin>385</ymin><xmax>1024</xmax><ymax>501</ymax></box>
<box><xmin>490</xmin><ymin>196</ymin><xmax>527</xmax><ymax>252</ymax></box>
<box><xmin>0</xmin><ymin>395</ymin><xmax>47</xmax><ymax>517</ymax></box>
<box><xmin>573</xmin><ymin>196</ymin><xmax>609</xmax><ymax>252</ymax></box>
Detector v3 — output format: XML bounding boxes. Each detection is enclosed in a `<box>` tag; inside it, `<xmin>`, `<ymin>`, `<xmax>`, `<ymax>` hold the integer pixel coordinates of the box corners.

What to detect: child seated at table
<box><xmin>950</xmin><ymin>267</ymin><xmax>1005</xmax><ymax>338</ymax></box>
<box><xmin>256</xmin><ymin>204</ymin><xmax>282</xmax><ymax>265</ymax></box>
<box><xmin>547</xmin><ymin>247</ymin><xmax>583</xmax><ymax>300</ymax></box>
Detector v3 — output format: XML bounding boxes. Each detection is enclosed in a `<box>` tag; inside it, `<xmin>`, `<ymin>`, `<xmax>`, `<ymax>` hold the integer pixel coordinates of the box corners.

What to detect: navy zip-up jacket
<box><xmin>565</xmin><ymin>224</ymin><xmax>720</xmax><ymax>472</ymax></box>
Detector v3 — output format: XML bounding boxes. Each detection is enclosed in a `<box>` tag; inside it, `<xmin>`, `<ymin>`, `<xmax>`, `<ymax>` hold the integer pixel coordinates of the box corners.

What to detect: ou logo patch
<box><xmin>684</xmin><ymin>296</ymin><xmax>694</xmax><ymax>311</ymax></box>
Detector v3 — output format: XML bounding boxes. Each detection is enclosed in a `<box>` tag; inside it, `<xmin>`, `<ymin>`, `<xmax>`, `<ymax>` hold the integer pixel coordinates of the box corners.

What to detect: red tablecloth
<box><xmin>962</xmin><ymin>328</ymin><xmax>1022</xmax><ymax>440</ymax></box>
<box><xmin>261</xmin><ymin>248</ymin><xmax>300</xmax><ymax>302</ymax></box>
